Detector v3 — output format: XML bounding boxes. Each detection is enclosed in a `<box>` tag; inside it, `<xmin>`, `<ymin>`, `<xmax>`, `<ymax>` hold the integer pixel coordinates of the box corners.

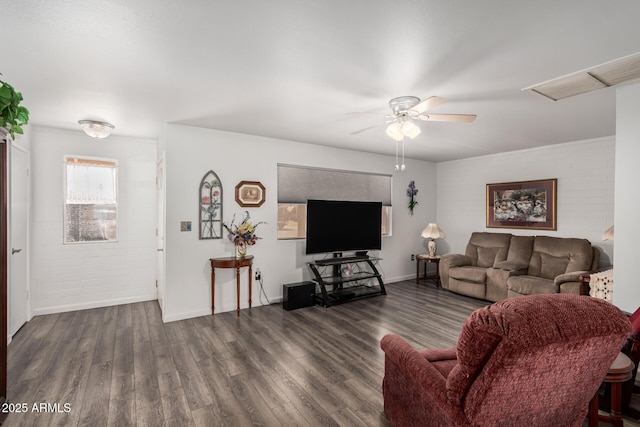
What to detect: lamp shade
<box><xmin>602</xmin><ymin>225</ymin><xmax>614</xmax><ymax>241</ymax></box>
<box><xmin>401</xmin><ymin>120</ymin><xmax>421</xmax><ymax>139</ymax></box>
<box><xmin>386</xmin><ymin>122</ymin><xmax>404</xmax><ymax>141</ymax></box>
<box><xmin>78</xmin><ymin>120</ymin><xmax>114</xmax><ymax>139</ymax></box>
<box><xmin>421</xmin><ymin>223</ymin><xmax>446</xmax><ymax>239</ymax></box>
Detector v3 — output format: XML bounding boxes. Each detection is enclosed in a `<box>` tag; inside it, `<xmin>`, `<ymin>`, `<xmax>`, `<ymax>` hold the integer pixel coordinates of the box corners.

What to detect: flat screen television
<box><xmin>305</xmin><ymin>199</ymin><xmax>382</xmax><ymax>255</ymax></box>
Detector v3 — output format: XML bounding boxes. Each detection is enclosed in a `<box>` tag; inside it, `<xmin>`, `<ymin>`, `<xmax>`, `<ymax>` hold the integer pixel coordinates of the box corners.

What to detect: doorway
<box><xmin>9</xmin><ymin>142</ymin><xmax>29</xmax><ymax>337</ymax></box>
<box><xmin>1</xmin><ymin>134</ymin><xmax>8</xmax><ymax>412</ymax></box>
<box><xmin>156</xmin><ymin>156</ymin><xmax>165</xmax><ymax>315</ymax></box>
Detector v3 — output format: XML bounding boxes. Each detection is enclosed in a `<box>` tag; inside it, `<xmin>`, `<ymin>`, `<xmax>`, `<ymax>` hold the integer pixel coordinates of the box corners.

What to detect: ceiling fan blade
<box><xmin>346</xmin><ymin>111</ymin><xmax>385</xmax><ymax>116</ymax></box>
<box><xmin>410</xmin><ymin>96</ymin><xmax>446</xmax><ymax>114</ymax></box>
<box><xmin>346</xmin><ymin>112</ymin><xmax>395</xmax><ymax>120</ymax></box>
<box><xmin>350</xmin><ymin>120</ymin><xmax>393</xmax><ymax>135</ymax></box>
<box><xmin>418</xmin><ymin>113</ymin><xmax>477</xmax><ymax>123</ymax></box>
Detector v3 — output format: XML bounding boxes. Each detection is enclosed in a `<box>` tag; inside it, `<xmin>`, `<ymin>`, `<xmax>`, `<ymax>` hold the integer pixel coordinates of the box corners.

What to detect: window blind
<box><xmin>277</xmin><ymin>164</ymin><xmax>392</xmax><ymax>205</ymax></box>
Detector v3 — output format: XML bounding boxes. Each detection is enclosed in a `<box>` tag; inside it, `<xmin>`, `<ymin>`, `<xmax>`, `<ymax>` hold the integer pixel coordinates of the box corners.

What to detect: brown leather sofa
<box><xmin>439</xmin><ymin>232</ymin><xmax>600</xmax><ymax>302</ymax></box>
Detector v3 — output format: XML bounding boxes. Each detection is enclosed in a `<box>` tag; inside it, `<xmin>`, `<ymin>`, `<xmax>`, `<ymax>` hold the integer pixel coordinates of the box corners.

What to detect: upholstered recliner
<box><xmin>380</xmin><ymin>294</ymin><xmax>630</xmax><ymax>427</ymax></box>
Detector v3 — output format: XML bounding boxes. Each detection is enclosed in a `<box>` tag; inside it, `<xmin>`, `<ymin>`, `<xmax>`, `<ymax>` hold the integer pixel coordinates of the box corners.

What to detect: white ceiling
<box><xmin>3</xmin><ymin>1</ymin><xmax>640</xmax><ymax>162</ymax></box>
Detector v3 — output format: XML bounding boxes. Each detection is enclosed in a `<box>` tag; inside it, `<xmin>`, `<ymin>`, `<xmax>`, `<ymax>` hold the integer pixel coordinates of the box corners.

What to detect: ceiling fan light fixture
<box><xmin>386</xmin><ymin>122</ymin><xmax>404</xmax><ymax>141</ymax></box>
<box><xmin>402</xmin><ymin>120</ymin><xmax>421</xmax><ymax>139</ymax></box>
<box><xmin>78</xmin><ymin>119</ymin><xmax>115</xmax><ymax>139</ymax></box>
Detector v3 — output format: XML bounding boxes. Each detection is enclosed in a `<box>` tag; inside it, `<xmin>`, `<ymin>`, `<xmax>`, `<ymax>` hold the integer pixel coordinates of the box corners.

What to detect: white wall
<box><xmin>163</xmin><ymin>124</ymin><xmax>437</xmax><ymax>322</ymax></box>
<box><xmin>436</xmin><ymin>137</ymin><xmax>615</xmax><ymax>267</ymax></box>
<box><xmin>614</xmin><ymin>81</ymin><xmax>640</xmax><ymax>313</ymax></box>
<box><xmin>30</xmin><ymin>126</ymin><xmax>158</xmax><ymax>315</ymax></box>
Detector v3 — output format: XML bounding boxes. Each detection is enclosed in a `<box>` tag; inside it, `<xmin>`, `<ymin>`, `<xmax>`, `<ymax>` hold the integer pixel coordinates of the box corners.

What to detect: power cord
<box><xmin>258</xmin><ymin>276</ymin><xmax>272</xmax><ymax>306</ymax></box>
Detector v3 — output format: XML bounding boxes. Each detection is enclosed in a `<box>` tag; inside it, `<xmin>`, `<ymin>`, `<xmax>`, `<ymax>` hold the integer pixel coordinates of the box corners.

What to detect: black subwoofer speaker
<box><xmin>283</xmin><ymin>282</ymin><xmax>316</xmax><ymax>310</ymax></box>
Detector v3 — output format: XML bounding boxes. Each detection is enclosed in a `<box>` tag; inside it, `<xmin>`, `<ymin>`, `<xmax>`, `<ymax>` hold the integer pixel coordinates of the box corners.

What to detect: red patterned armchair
<box><xmin>380</xmin><ymin>294</ymin><xmax>631</xmax><ymax>426</ymax></box>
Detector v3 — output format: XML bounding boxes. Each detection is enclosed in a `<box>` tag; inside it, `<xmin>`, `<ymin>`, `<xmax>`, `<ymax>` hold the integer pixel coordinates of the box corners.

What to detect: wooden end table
<box><xmin>210</xmin><ymin>255</ymin><xmax>253</xmax><ymax>316</ymax></box>
<box><xmin>589</xmin><ymin>352</ymin><xmax>635</xmax><ymax>427</ymax></box>
<box><xmin>416</xmin><ymin>254</ymin><xmax>441</xmax><ymax>287</ymax></box>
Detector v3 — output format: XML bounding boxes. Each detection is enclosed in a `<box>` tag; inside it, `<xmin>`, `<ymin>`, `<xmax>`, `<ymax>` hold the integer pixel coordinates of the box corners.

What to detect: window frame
<box><xmin>63</xmin><ymin>155</ymin><xmax>119</xmax><ymax>244</ymax></box>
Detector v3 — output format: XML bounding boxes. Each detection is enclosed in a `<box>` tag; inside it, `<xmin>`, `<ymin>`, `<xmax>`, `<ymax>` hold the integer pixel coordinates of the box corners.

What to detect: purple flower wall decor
<box><xmin>407</xmin><ymin>181</ymin><xmax>418</xmax><ymax>216</ymax></box>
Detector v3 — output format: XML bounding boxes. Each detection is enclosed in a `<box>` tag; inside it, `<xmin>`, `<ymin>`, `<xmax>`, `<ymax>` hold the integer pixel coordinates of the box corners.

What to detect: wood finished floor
<box><xmin>4</xmin><ymin>281</ymin><xmax>640</xmax><ymax>426</ymax></box>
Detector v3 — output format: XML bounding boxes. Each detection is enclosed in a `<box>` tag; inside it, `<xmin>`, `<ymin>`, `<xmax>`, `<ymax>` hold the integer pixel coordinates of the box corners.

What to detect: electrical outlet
<box><xmin>411</xmin><ymin>254</ymin><xmax>415</xmax><ymax>261</ymax></box>
<box><xmin>255</xmin><ymin>268</ymin><xmax>261</xmax><ymax>281</ymax></box>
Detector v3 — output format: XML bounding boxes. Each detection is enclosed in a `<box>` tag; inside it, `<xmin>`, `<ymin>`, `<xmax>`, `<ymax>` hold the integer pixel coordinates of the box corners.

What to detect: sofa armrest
<box><xmin>554</xmin><ymin>270</ymin><xmax>589</xmax><ymax>286</ymax></box>
<box><xmin>441</xmin><ymin>254</ymin><xmax>472</xmax><ymax>268</ymax></box>
<box><xmin>380</xmin><ymin>334</ymin><xmax>468</xmax><ymax>426</ymax></box>
<box><xmin>493</xmin><ymin>260</ymin><xmax>529</xmax><ymax>273</ymax></box>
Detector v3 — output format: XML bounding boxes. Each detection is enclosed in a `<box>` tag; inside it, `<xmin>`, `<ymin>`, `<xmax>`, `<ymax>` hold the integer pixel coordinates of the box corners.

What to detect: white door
<box><xmin>9</xmin><ymin>143</ymin><xmax>29</xmax><ymax>337</ymax></box>
<box><xmin>156</xmin><ymin>157</ymin><xmax>165</xmax><ymax>314</ymax></box>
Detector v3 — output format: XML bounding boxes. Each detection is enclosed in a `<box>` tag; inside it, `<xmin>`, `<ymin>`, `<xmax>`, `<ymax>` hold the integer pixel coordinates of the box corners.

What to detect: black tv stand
<box><xmin>308</xmin><ymin>256</ymin><xmax>386</xmax><ymax>307</ymax></box>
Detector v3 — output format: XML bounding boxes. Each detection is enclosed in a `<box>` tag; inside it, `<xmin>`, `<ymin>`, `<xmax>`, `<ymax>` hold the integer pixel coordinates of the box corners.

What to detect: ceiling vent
<box><xmin>523</xmin><ymin>52</ymin><xmax>640</xmax><ymax>101</ymax></box>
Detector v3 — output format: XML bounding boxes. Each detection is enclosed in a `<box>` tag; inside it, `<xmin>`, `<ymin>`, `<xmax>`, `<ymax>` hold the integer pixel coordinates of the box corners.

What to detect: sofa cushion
<box><xmin>477</xmin><ymin>247</ymin><xmax>499</xmax><ymax>268</ymax></box>
<box><xmin>508</xmin><ymin>276</ymin><xmax>557</xmax><ymax>295</ymax></box>
<box><xmin>539</xmin><ymin>253</ymin><xmax>570</xmax><ymax>279</ymax></box>
<box><xmin>505</xmin><ymin>235</ymin><xmax>534</xmax><ymax>265</ymax></box>
<box><xmin>465</xmin><ymin>232</ymin><xmax>512</xmax><ymax>267</ymax></box>
<box><xmin>450</xmin><ymin>266</ymin><xmax>487</xmax><ymax>283</ymax></box>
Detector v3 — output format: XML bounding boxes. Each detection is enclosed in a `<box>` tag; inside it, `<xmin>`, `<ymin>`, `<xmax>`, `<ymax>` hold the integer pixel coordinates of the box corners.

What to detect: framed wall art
<box><xmin>235</xmin><ymin>181</ymin><xmax>266</xmax><ymax>207</ymax></box>
<box><xmin>199</xmin><ymin>170</ymin><xmax>223</xmax><ymax>239</ymax></box>
<box><xmin>486</xmin><ymin>178</ymin><xmax>557</xmax><ymax>230</ymax></box>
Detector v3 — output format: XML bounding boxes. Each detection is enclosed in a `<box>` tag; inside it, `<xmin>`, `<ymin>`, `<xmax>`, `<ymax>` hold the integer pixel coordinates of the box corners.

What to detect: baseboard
<box><xmin>32</xmin><ymin>293</ymin><xmax>157</xmax><ymax>316</ymax></box>
<box><xmin>384</xmin><ymin>274</ymin><xmax>415</xmax><ymax>283</ymax></box>
<box><xmin>162</xmin><ymin>308</ymin><xmax>212</xmax><ymax>323</ymax></box>
<box><xmin>162</xmin><ymin>296</ymin><xmax>284</xmax><ymax>323</ymax></box>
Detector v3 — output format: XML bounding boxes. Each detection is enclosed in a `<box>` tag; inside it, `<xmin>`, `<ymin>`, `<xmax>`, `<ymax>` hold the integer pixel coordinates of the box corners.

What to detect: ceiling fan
<box><xmin>350</xmin><ymin>95</ymin><xmax>476</xmax><ymax>140</ymax></box>
<box><xmin>350</xmin><ymin>96</ymin><xmax>476</xmax><ymax>171</ymax></box>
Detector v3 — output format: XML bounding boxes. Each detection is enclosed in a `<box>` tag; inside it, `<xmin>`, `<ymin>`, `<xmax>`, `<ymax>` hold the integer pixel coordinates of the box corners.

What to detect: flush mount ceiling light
<box><xmin>523</xmin><ymin>52</ymin><xmax>640</xmax><ymax>101</ymax></box>
<box><xmin>78</xmin><ymin>120</ymin><xmax>115</xmax><ymax>139</ymax></box>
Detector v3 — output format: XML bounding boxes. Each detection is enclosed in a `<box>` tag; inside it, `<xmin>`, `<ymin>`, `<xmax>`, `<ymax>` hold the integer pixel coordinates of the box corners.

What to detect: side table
<box><xmin>589</xmin><ymin>352</ymin><xmax>635</xmax><ymax>427</ymax></box>
<box><xmin>416</xmin><ymin>254</ymin><xmax>441</xmax><ymax>287</ymax></box>
<box><xmin>210</xmin><ymin>255</ymin><xmax>253</xmax><ymax>316</ymax></box>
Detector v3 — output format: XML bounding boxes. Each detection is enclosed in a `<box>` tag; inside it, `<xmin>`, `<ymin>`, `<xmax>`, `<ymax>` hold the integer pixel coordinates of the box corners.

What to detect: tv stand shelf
<box><xmin>308</xmin><ymin>257</ymin><xmax>386</xmax><ymax>307</ymax></box>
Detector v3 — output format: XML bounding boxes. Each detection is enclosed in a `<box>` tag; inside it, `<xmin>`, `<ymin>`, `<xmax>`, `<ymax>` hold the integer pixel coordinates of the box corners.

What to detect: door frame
<box><xmin>8</xmin><ymin>141</ymin><xmax>31</xmax><ymax>336</ymax></box>
<box><xmin>1</xmin><ymin>131</ymin><xmax>9</xmax><ymax>411</ymax></box>
<box><xmin>156</xmin><ymin>154</ymin><xmax>165</xmax><ymax>316</ymax></box>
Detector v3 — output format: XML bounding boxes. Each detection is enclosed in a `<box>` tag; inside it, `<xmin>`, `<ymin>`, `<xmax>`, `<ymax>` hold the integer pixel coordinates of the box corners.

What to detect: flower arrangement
<box><xmin>407</xmin><ymin>181</ymin><xmax>418</xmax><ymax>216</ymax></box>
<box><xmin>223</xmin><ymin>211</ymin><xmax>265</xmax><ymax>248</ymax></box>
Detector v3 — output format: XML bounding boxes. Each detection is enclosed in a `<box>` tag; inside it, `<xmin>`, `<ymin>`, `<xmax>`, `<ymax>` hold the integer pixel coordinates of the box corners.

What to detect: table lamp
<box><xmin>421</xmin><ymin>223</ymin><xmax>446</xmax><ymax>257</ymax></box>
<box><xmin>602</xmin><ymin>225</ymin><xmax>614</xmax><ymax>241</ymax></box>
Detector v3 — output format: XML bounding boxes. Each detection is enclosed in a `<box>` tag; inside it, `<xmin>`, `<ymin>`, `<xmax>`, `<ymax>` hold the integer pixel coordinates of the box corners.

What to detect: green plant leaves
<box><xmin>0</xmin><ymin>77</ymin><xmax>29</xmax><ymax>139</ymax></box>
<box><xmin>17</xmin><ymin>106</ymin><xmax>29</xmax><ymax>123</ymax></box>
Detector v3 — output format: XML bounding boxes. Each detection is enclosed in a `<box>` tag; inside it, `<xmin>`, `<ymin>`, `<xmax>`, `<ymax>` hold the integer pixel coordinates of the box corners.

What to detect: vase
<box><xmin>236</xmin><ymin>241</ymin><xmax>247</xmax><ymax>258</ymax></box>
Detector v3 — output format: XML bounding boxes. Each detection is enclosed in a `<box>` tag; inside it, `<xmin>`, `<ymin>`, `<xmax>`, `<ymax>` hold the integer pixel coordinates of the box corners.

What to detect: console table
<box><xmin>308</xmin><ymin>256</ymin><xmax>386</xmax><ymax>307</ymax></box>
<box><xmin>210</xmin><ymin>255</ymin><xmax>253</xmax><ymax>316</ymax></box>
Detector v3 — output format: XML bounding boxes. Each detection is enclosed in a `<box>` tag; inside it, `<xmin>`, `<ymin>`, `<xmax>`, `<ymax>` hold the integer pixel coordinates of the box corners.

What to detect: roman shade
<box><xmin>277</xmin><ymin>164</ymin><xmax>392</xmax><ymax>205</ymax></box>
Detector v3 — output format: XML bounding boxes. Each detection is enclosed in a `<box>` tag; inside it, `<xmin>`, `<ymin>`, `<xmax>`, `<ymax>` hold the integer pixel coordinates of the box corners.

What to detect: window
<box><xmin>64</xmin><ymin>156</ymin><xmax>118</xmax><ymax>243</ymax></box>
<box><xmin>277</xmin><ymin>203</ymin><xmax>391</xmax><ymax>239</ymax></box>
<box><xmin>276</xmin><ymin>164</ymin><xmax>392</xmax><ymax>240</ymax></box>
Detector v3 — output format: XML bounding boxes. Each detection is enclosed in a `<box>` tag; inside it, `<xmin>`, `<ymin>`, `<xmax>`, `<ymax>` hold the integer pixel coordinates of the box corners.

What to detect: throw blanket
<box><xmin>589</xmin><ymin>269</ymin><xmax>614</xmax><ymax>301</ymax></box>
